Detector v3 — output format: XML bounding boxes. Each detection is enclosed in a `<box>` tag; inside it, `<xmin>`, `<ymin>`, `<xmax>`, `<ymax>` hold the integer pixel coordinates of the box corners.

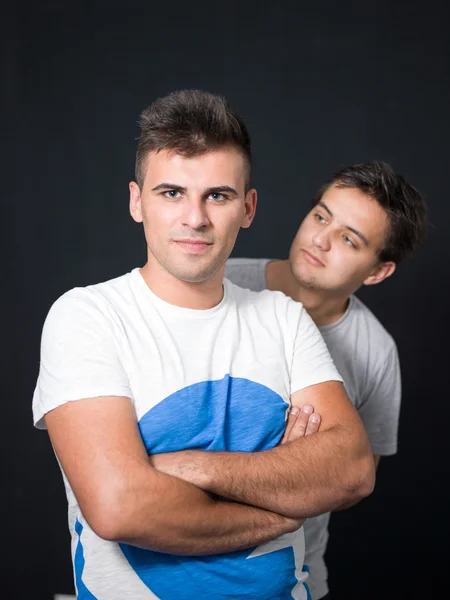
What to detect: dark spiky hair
<box><xmin>135</xmin><ymin>89</ymin><xmax>252</xmax><ymax>191</ymax></box>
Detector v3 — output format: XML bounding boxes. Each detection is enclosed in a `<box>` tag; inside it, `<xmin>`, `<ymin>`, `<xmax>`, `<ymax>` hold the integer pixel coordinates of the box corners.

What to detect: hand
<box><xmin>279</xmin><ymin>404</ymin><xmax>321</xmax><ymax>445</ymax></box>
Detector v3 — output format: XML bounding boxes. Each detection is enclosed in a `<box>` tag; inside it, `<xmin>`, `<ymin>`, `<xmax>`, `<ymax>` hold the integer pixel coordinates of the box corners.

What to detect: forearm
<box><xmin>105</xmin><ymin>466</ymin><xmax>300</xmax><ymax>555</ymax></box>
<box><xmin>174</xmin><ymin>425</ymin><xmax>374</xmax><ymax>519</ymax></box>
<box><xmin>45</xmin><ymin>396</ymin><xmax>298</xmax><ymax>556</ymax></box>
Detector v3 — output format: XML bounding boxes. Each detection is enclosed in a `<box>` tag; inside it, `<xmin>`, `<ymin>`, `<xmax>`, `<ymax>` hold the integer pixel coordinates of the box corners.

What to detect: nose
<box><xmin>181</xmin><ymin>196</ymin><xmax>210</xmax><ymax>230</ymax></box>
<box><xmin>312</xmin><ymin>227</ymin><xmax>331</xmax><ymax>251</ymax></box>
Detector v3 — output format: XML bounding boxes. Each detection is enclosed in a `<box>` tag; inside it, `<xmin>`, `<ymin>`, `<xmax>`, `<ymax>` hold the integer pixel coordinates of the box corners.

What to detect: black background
<box><xmin>3</xmin><ymin>1</ymin><xmax>448</xmax><ymax>598</ymax></box>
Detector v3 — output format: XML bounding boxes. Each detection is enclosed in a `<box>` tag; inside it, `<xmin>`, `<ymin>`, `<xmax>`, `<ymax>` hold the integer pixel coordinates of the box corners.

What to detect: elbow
<box><xmin>81</xmin><ymin>485</ymin><xmax>137</xmax><ymax>542</ymax></box>
<box><xmin>339</xmin><ymin>425</ymin><xmax>376</xmax><ymax>504</ymax></box>
<box><xmin>345</xmin><ymin>452</ymin><xmax>376</xmax><ymax>504</ymax></box>
<box><xmin>89</xmin><ymin>508</ymin><xmax>126</xmax><ymax>543</ymax></box>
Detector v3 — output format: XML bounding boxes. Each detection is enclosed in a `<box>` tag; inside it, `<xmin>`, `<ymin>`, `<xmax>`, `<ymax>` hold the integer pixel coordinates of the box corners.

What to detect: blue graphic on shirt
<box><xmin>138</xmin><ymin>374</ymin><xmax>288</xmax><ymax>454</ymax></box>
<box><xmin>74</xmin><ymin>518</ymin><xmax>98</xmax><ymax>600</ymax></box>
<box><xmin>119</xmin><ymin>375</ymin><xmax>303</xmax><ymax>599</ymax></box>
<box><xmin>302</xmin><ymin>564</ymin><xmax>312</xmax><ymax>600</ymax></box>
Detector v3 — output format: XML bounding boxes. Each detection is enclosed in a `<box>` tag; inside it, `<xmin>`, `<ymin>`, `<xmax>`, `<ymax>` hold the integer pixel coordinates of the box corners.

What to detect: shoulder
<box><xmin>43</xmin><ymin>271</ymin><xmax>135</xmax><ymax>332</ymax></box>
<box><xmin>350</xmin><ymin>295</ymin><xmax>397</xmax><ymax>349</ymax></box>
<box><xmin>339</xmin><ymin>296</ymin><xmax>399</xmax><ymax>369</ymax></box>
<box><xmin>225</xmin><ymin>257</ymin><xmax>274</xmax><ymax>292</ymax></box>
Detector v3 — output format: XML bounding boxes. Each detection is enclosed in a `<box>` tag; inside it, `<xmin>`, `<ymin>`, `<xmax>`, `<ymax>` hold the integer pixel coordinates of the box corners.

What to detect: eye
<box><xmin>343</xmin><ymin>235</ymin><xmax>356</xmax><ymax>248</ymax></box>
<box><xmin>314</xmin><ymin>213</ymin><xmax>327</xmax><ymax>224</ymax></box>
<box><xmin>209</xmin><ymin>192</ymin><xmax>227</xmax><ymax>202</ymax></box>
<box><xmin>163</xmin><ymin>190</ymin><xmax>181</xmax><ymax>199</ymax></box>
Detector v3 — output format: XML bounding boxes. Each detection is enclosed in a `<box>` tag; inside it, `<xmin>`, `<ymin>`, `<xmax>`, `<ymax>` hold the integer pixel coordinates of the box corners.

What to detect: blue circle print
<box><xmin>119</xmin><ymin>375</ymin><xmax>300</xmax><ymax>599</ymax></box>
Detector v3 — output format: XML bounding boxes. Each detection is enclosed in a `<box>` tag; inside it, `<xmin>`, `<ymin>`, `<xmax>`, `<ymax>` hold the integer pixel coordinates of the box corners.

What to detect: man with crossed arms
<box><xmin>33</xmin><ymin>90</ymin><xmax>374</xmax><ymax>600</ymax></box>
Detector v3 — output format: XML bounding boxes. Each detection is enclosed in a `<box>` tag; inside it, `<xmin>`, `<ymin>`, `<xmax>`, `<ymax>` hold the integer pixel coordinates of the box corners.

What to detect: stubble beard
<box><xmin>158</xmin><ymin>246</ymin><xmax>228</xmax><ymax>284</ymax></box>
<box><xmin>290</xmin><ymin>261</ymin><xmax>325</xmax><ymax>292</ymax></box>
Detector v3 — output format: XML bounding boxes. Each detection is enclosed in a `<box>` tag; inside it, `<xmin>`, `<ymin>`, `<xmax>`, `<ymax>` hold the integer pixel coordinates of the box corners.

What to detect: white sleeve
<box><xmin>32</xmin><ymin>288</ymin><xmax>132</xmax><ymax>429</ymax></box>
<box><xmin>358</xmin><ymin>342</ymin><xmax>401</xmax><ymax>456</ymax></box>
<box><xmin>289</xmin><ymin>302</ymin><xmax>344</xmax><ymax>395</ymax></box>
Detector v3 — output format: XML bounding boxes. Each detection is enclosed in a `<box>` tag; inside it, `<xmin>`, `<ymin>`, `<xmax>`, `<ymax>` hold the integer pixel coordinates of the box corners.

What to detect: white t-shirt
<box><xmin>33</xmin><ymin>268</ymin><xmax>343</xmax><ymax>600</ymax></box>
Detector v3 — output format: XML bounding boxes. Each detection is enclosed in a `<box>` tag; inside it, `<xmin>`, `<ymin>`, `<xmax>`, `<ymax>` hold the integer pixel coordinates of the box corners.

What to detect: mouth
<box><xmin>173</xmin><ymin>239</ymin><xmax>213</xmax><ymax>253</ymax></box>
<box><xmin>302</xmin><ymin>249</ymin><xmax>325</xmax><ymax>267</ymax></box>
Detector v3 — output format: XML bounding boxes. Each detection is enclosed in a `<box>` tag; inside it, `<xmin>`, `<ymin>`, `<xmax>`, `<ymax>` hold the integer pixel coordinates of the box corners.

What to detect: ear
<box><xmin>240</xmin><ymin>188</ymin><xmax>257</xmax><ymax>229</ymax></box>
<box><xmin>363</xmin><ymin>261</ymin><xmax>396</xmax><ymax>286</ymax></box>
<box><xmin>129</xmin><ymin>181</ymin><xmax>143</xmax><ymax>223</ymax></box>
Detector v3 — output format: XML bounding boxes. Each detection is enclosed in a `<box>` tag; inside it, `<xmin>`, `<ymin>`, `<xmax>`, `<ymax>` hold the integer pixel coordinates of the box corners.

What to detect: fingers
<box><xmin>287</xmin><ymin>405</ymin><xmax>322</xmax><ymax>442</ymax></box>
<box><xmin>280</xmin><ymin>406</ymin><xmax>300</xmax><ymax>444</ymax></box>
<box><xmin>280</xmin><ymin>404</ymin><xmax>322</xmax><ymax>445</ymax></box>
<box><xmin>288</xmin><ymin>405</ymin><xmax>314</xmax><ymax>440</ymax></box>
<box><xmin>305</xmin><ymin>411</ymin><xmax>321</xmax><ymax>436</ymax></box>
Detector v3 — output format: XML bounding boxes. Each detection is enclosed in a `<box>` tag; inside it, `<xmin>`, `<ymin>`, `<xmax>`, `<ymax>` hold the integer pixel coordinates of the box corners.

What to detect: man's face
<box><xmin>289</xmin><ymin>184</ymin><xmax>394</xmax><ymax>295</ymax></box>
<box><xmin>130</xmin><ymin>147</ymin><xmax>256</xmax><ymax>283</ymax></box>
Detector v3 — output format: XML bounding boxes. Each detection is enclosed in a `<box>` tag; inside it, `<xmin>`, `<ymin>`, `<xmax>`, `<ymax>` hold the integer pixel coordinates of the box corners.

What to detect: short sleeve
<box><xmin>32</xmin><ymin>289</ymin><xmax>132</xmax><ymax>429</ymax></box>
<box><xmin>289</xmin><ymin>302</ymin><xmax>344</xmax><ymax>394</ymax></box>
<box><xmin>358</xmin><ymin>342</ymin><xmax>401</xmax><ymax>456</ymax></box>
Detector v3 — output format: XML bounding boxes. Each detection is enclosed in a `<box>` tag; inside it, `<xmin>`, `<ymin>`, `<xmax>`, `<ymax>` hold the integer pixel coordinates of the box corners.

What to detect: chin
<box><xmin>292</xmin><ymin>269</ymin><xmax>323</xmax><ymax>290</ymax></box>
<box><xmin>291</xmin><ymin>264</ymin><xmax>313</xmax><ymax>284</ymax></box>
<box><xmin>179</xmin><ymin>274</ymin><xmax>213</xmax><ymax>284</ymax></box>
<box><xmin>173</xmin><ymin>265</ymin><xmax>221</xmax><ymax>284</ymax></box>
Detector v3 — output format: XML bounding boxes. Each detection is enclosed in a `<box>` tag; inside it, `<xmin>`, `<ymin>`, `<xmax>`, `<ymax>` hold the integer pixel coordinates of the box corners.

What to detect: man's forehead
<box><xmin>146</xmin><ymin>147</ymin><xmax>244</xmax><ymax>167</ymax></box>
<box><xmin>322</xmin><ymin>187</ymin><xmax>387</xmax><ymax>224</ymax></box>
<box><xmin>144</xmin><ymin>148</ymin><xmax>246</xmax><ymax>186</ymax></box>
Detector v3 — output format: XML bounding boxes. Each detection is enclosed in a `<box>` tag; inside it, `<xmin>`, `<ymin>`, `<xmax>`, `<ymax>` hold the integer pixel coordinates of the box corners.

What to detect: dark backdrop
<box><xmin>3</xmin><ymin>1</ymin><xmax>448</xmax><ymax>598</ymax></box>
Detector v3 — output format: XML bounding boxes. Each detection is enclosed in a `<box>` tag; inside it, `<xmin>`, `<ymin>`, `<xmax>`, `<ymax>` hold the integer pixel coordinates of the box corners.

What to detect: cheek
<box><xmin>329</xmin><ymin>250</ymin><xmax>367</xmax><ymax>280</ymax></box>
<box><xmin>143</xmin><ymin>205</ymin><xmax>175</xmax><ymax>231</ymax></box>
<box><xmin>322</xmin><ymin>244</ymin><xmax>349</xmax><ymax>271</ymax></box>
<box><xmin>296</xmin><ymin>220</ymin><xmax>315</xmax><ymax>244</ymax></box>
<box><xmin>290</xmin><ymin>230</ymin><xmax>306</xmax><ymax>255</ymax></box>
<box><xmin>214</xmin><ymin>209</ymin><xmax>245</xmax><ymax>237</ymax></box>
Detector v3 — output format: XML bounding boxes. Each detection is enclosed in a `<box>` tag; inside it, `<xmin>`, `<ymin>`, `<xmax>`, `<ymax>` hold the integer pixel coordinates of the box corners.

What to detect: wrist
<box><xmin>181</xmin><ymin>450</ymin><xmax>212</xmax><ymax>489</ymax></box>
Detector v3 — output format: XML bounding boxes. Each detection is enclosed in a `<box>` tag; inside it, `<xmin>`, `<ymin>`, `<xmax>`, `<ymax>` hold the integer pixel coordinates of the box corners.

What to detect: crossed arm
<box><xmin>46</xmin><ymin>380</ymin><xmax>375</xmax><ymax>558</ymax></box>
<box><xmin>45</xmin><ymin>396</ymin><xmax>304</xmax><ymax>556</ymax></box>
<box><xmin>151</xmin><ymin>381</ymin><xmax>376</xmax><ymax>519</ymax></box>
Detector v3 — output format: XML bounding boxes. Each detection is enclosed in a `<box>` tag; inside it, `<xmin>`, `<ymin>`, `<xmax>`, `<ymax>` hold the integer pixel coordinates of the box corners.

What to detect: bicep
<box><xmin>291</xmin><ymin>381</ymin><xmax>364</xmax><ymax>432</ymax></box>
<box><xmin>45</xmin><ymin>395</ymin><xmax>151</xmax><ymax>531</ymax></box>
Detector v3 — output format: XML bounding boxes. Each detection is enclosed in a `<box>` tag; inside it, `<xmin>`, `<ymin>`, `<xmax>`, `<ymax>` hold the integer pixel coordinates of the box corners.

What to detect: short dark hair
<box><xmin>135</xmin><ymin>89</ymin><xmax>252</xmax><ymax>191</ymax></box>
<box><xmin>312</xmin><ymin>160</ymin><xmax>428</xmax><ymax>263</ymax></box>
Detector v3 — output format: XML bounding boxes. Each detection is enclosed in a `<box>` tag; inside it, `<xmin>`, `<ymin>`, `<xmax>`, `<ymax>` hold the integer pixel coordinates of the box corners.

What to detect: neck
<box><xmin>266</xmin><ymin>260</ymin><xmax>349</xmax><ymax>327</ymax></box>
<box><xmin>140</xmin><ymin>259</ymin><xmax>225</xmax><ymax>310</ymax></box>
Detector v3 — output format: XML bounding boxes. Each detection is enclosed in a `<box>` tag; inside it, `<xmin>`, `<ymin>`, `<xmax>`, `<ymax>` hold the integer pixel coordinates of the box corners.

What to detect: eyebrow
<box><xmin>151</xmin><ymin>183</ymin><xmax>239</xmax><ymax>196</ymax></box>
<box><xmin>318</xmin><ymin>201</ymin><xmax>370</xmax><ymax>246</ymax></box>
<box><xmin>205</xmin><ymin>185</ymin><xmax>239</xmax><ymax>196</ymax></box>
<box><xmin>151</xmin><ymin>183</ymin><xmax>186</xmax><ymax>192</ymax></box>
